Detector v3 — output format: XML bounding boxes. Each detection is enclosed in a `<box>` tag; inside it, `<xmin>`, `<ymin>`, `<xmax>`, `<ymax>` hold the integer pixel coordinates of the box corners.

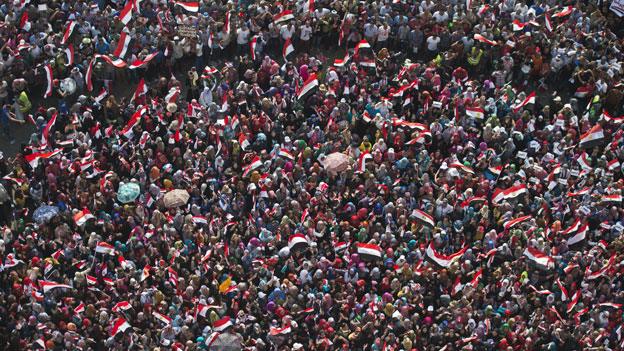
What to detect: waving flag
<box><xmin>567</xmin><ymin>223</ymin><xmax>588</xmax><ymax>246</ymax></box>
<box><xmin>213</xmin><ymin>316</ymin><xmax>233</xmax><ymax>332</ymax></box>
<box><xmin>113</xmin><ymin>29</ymin><xmax>132</xmax><ymax>58</ymax></box>
<box><xmin>40</xmin><ymin>112</ymin><xmax>58</xmax><ymax>148</ymax></box>
<box><xmin>119</xmin><ymin>0</ymin><xmax>134</xmax><ymax>25</ymax></box>
<box><xmin>43</xmin><ymin>64</ymin><xmax>53</xmax><ymax>98</ymax></box>
<box><xmin>503</xmin><ymin>215</ymin><xmax>532</xmax><ymax>230</ymax></box>
<box><xmin>426</xmin><ymin>242</ymin><xmax>467</xmax><ymax>267</ymax></box>
<box><xmin>354</xmin><ymin>39</ymin><xmax>371</xmax><ymax>56</ymax></box>
<box><xmin>111</xmin><ymin>318</ymin><xmax>131</xmax><ymax>336</ymax></box>
<box><xmin>269</xmin><ymin>325</ymin><xmax>292</xmax><ymax>335</ymax></box>
<box><xmin>64</xmin><ymin>44</ymin><xmax>75</xmax><ymax>66</ymax></box>
<box><xmin>602</xmin><ymin>110</ymin><xmax>624</xmax><ymax>124</ymax></box>
<box><xmin>153</xmin><ymin>311</ymin><xmax>172</xmax><ymax>325</ymax></box>
<box><xmin>73</xmin><ymin>208</ymin><xmax>95</xmax><ymax>226</ymax></box>
<box><xmin>601</xmin><ymin>194</ymin><xmax>622</xmax><ymax>203</ymax></box>
<box><xmin>512</xmin><ymin>91</ymin><xmax>536</xmax><ymax>112</ymax></box>
<box><xmin>250</xmin><ymin>36</ymin><xmax>258</xmax><ymax>60</ymax></box>
<box><xmin>85</xmin><ymin>58</ymin><xmax>95</xmax><ymax>91</ymax></box>
<box><xmin>544</xmin><ymin>14</ymin><xmax>553</xmax><ymax>32</ymax></box>
<box><xmin>174</xmin><ymin>1</ymin><xmax>199</xmax><ymax>12</ymax></box>
<box><xmin>473</xmin><ymin>33</ymin><xmax>497</xmax><ymax>46</ymax></box>
<box><xmin>95</xmin><ymin>242</ymin><xmax>116</xmax><ymax>255</ymax></box>
<box><xmin>288</xmin><ymin>234</ymin><xmax>310</xmax><ymax>250</ymax></box>
<box><xmin>465</xmin><ymin>106</ymin><xmax>485</xmax><ymax>119</ymax></box>
<box><xmin>39</xmin><ymin>280</ymin><xmax>73</xmax><ymax>293</ymax></box>
<box><xmin>355</xmin><ymin>151</ymin><xmax>372</xmax><ymax>173</ymax></box>
<box><xmin>577</xmin><ymin>152</ymin><xmax>592</xmax><ymax>170</ymax></box>
<box><xmin>356</xmin><ymin>243</ymin><xmax>383</xmax><ymax>260</ymax></box>
<box><xmin>20</xmin><ymin>11</ymin><xmax>31</xmax><ymax>31</ymax></box>
<box><xmin>24</xmin><ymin>149</ymin><xmax>63</xmax><ymax>168</ymax></box>
<box><xmin>165</xmin><ymin>86</ymin><xmax>181</xmax><ymax>104</ymax></box>
<box><xmin>283</xmin><ymin>38</ymin><xmax>294</xmax><ymax>59</ymax></box>
<box><xmin>61</xmin><ymin>21</ymin><xmax>77</xmax><ymax>44</ymax></box>
<box><xmin>121</xmin><ymin>106</ymin><xmax>147</xmax><ymax>139</ymax></box>
<box><xmin>96</xmin><ymin>54</ymin><xmax>127</xmax><ymax>68</ymax></box>
<box><xmin>131</xmin><ymin>78</ymin><xmax>148</xmax><ymax>102</ymax></box>
<box><xmin>140</xmin><ymin>264</ymin><xmax>151</xmax><ymax>282</ymax></box>
<box><xmin>273</xmin><ymin>10</ymin><xmax>294</xmax><ymax>24</ymax></box>
<box><xmin>450</xmin><ymin>162</ymin><xmax>475</xmax><ymax>174</ymax></box>
<box><xmin>552</xmin><ymin>5</ymin><xmax>573</xmax><ymax>18</ymax></box>
<box><xmin>413</xmin><ymin>209</ymin><xmax>435</xmax><ymax>227</ymax></box>
<box><xmin>492</xmin><ymin>184</ymin><xmax>527</xmax><ymax>204</ymax></box>
<box><xmin>278</xmin><ymin>148</ymin><xmax>294</xmax><ymax>160</ymax></box>
<box><xmin>297</xmin><ymin>73</ymin><xmax>319</xmax><ymax>99</ymax></box>
<box><xmin>561</xmin><ymin>219</ymin><xmax>582</xmax><ymax>235</ymax></box>
<box><xmin>128</xmin><ymin>51</ymin><xmax>158</xmax><ymax>69</ymax></box>
<box><xmin>112</xmin><ymin>301</ymin><xmax>132</xmax><ymax>312</ymax></box>
<box><xmin>579</xmin><ymin>125</ymin><xmax>605</xmax><ymax>148</ymax></box>
<box><xmin>523</xmin><ymin>246</ymin><xmax>554</xmax><ymax>268</ymax></box>
<box><xmin>304</xmin><ymin>0</ymin><xmax>314</xmax><ymax>13</ymax></box>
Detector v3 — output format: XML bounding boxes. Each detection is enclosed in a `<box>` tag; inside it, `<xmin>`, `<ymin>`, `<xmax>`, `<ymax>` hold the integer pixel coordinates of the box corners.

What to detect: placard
<box><xmin>178</xmin><ymin>25</ymin><xmax>197</xmax><ymax>38</ymax></box>
<box><xmin>517</xmin><ymin>151</ymin><xmax>527</xmax><ymax>159</ymax></box>
<box><xmin>611</xmin><ymin>0</ymin><xmax>624</xmax><ymax>16</ymax></box>
<box><xmin>570</xmin><ymin>169</ymin><xmax>579</xmax><ymax>177</ymax></box>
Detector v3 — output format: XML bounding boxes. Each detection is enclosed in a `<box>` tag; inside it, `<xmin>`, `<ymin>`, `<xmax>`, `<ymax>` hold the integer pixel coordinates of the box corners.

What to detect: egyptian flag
<box><xmin>602</xmin><ymin>194</ymin><xmax>622</xmax><ymax>203</ymax></box>
<box><xmin>95</xmin><ymin>242</ymin><xmax>116</xmax><ymax>255</ymax></box>
<box><xmin>39</xmin><ymin>280</ymin><xmax>73</xmax><ymax>293</ymax></box>
<box><xmin>128</xmin><ymin>51</ymin><xmax>158</xmax><ymax>69</ymax></box>
<box><xmin>460</xmin><ymin>196</ymin><xmax>487</xmax><ymax>209</ymax></box>
<box><xmin>355</xmin><ymin>151</ymin><xmax>372</xmax><ymax>173</ymax></box>
<box><xmin>224</xmin><ymin>12</ymin><xmax>231</xmax><ymax>35</ymax></box>
<box><xmin>413</xmin><ymin>209</ymin><xmax>435</xmax><ymax>227</ymax></box>
<box><xmin>544</xmin><ymin>14</ymin><xmax>553</xmax><ymax>32</ymax></box>
<box><xmin>566</xmin><ymin>223</ymin><xmax>588</xmax><ymax>246</ymax></box>
<box><xmin>85</xmin><ymin>58</ymin><xmax>95</xmax><ymax>91</ymax></box>
<box><xmin>153</xmin><ymin>311</ymin><xmax>172</xmax><ymax>325</ymax></box>
<box><xmin>303</xmin><ymin>0</ymin><xmax>314</xmax><ymax>13</ymax></box>
<box><xmin>465</xmin><ymin>106</ymin><xmax>485</xmax><ymax>119</ymax></box>
<box><xmin>283</xmin><ymin>38</ymin><xmax>294</xmax><ymax>59</ymax></box>
<box><xmin>577</xmin><ymin>152</ymin><xmax>592</xmax><ymax>170</ymax></box>
<box><xmin>140</xmin><ymin>264</ymin><xmax>151</xmax><ymax>281</ymax></box>
<box><xmin>288</xmin><ymin>234</ymin><xmax>309</xmax><ymax>250</ymax></box>
<box><xmin>94</xmin><ymin>88</ymin><xmax>108</xmax><ymax>104</ymax></box>
<box><xmin>24</xmin><ymin>149</ymin><xmax>63</xmax><ymax>168</ymax></box>
<box><xmin>473</xmin><ymin>33</ymin><xmax>497</xmax><ymax>46</ymax></box>
<box><xmin>121</xmin><ymin>106</ymin><xmax>147</xmax><ymax>139</ymax></box>
<box><xmin>586</xmin><ymin>254</ymin><xmax>615</xmax><ymax>280</ymax></box>
<box><xmin>477</xmin><ymin>4</ymin><xmax>490</xmax><ymax>16</ymax></box>
<box><xmin>512</xmin><ymin>19</ymin><xmax>530</xmax><ymax>31</ymax></box>
<box><xmin>238</xmin><ymin>133</ymin><xmax>250</xmax><ymax>150</ymax></box>
<box><xmin>3</xmin><ymin>254</ymin><xmax>24</xmax><ymax>269</ymax></box>
<box><xmin>451</xmin><ymin>276</ymin><xmax>463</xmax><ymax>296</ymax></box>
<box><xmin>113</xmin><ymin>30</ymin><xmax>132</xmax><ymax>58</ymax></box>
<box><xmin>449</xmin><ymin>162</ymin><xmax>475</xmax><ymax>174</ymax></box>
<box><xmin>523</xmin><ymin>246</ymin><xmax>554</xmax><ymax>268</ymax></box>
<box><xmin>64</xmin><ymin>44</ymin><xmax>75</xmax><ymax>66</ymax></box>
<box><xmin>270</xmin><ymin>325</ymin><xmax>292</xmax><ymax>335</ymax></box>
<box><xmin>566</xmin><ymin>290</ymin><xmax>580</xmax><ymax>313</ymax></box>
<box><xmin>356</xmin><ymin>243</ymin><xmax>383</xmax><ymax>260</ymax></box>
<box><xmin>485</xmin><ymin>165</ymin><xmax>503</xmax><ymax>180</ymax></box>
<box><xmin>192</xmin><ymin>216</ymin><xmax>208</xmax><ymax>225</ymax></box>
<box><xmin>43</xmin><ymin>64</ymin><xmax>53</xmax><ymax>98</ymax></box>
<box><xmin>97</xmin><ymin>54</ymin><xmax>127</xmax><ymax>68</ymax></box>
<box><xmin>131</xmin><ymin>78</ymin><xmax>148</xmax><ymax>102</ymax></box>
<box><xmin>278</xmin><ymin>148</ymin><xmax>294</xmax><ymax>160</ymax></box>
<box><xmin>112</xmin><ymin>301</ymin><xmax>132</xmax><ymax>312</ymax></box>
<box><xmin>552</xmin><ymin>5</ymin><xmax>573</xmax><ymax>18</ymax></box>
<box><xmin>492</xmin><ymin>184</ymin><xmax>527</xmax><ymax>204</ymax></box>
<box><xmin>561</xmin><ymin>219</ymin><xmax>582</xmax><ymax>235</ymax></box>
<box><xmin>111</xmin><ymin>318</ymin><xmax>131</xmax><ymax>336</ymax></box>
<box><xmin>359</xmin><ymin>58</ymin><xmax>376</xmax><ymax>68</ymax></box>
<box><xmin>20</xmin><ymin>11</ymin><xmax>31</xmax><ymax>31</ymax></box>
<box><xmin>334</xmin><ymin>241</ymin><xmax>349</xmax><ymax>252</ymax></box>
<box><xmin>174</xmin><ymin>1</ymin><xmax>199</xmax><ymax>12</ymax></box>
<box><xmin>119</xmin><ymin>0</ymin><xmax>134</xmax><ymax>25</ymax></box>
<box><xmin>467</xmin><ymin>268</ymin><xmax>483</xmax><ymax>288</ymax></box>
<box><xmin>503</xmin><ymin>215</ymin><xmax>532</xmax><ymax>230</ymax></box>
<box><xmin>512</xmin><ymin>91</ymin><xmax>536</xmax><ymax>112</ymax></box>
<box><xmin>567</xmin><ymin>187</ymin><xmax>591</xmax><ymax>197</ymax></box>
<box><xmin>574</xmin><ymin>85</ymin><xmax>592</xmax><ymax>98</ymax></box>
<box><xmin>602</xmin><ymin>110</ymin><xmax>624</xmax><ymax>124</ymax></box>
<box><xmin>242</xmin><ymin>156</ymin><xmax>263</xmax><ymax>177</ymax></box>
<box><xmin>273</xmin><ymin>10</ymin><xmax>294</xmax><ymax>24</ymax></box>
<box><xmin>61</xmin><ymin>21</ymin><xmax>77</xmax><ymax>45</ymax></box>
<box><xmin>250</xmin><ymin>36</ymin><xmax>258</xmax><ymax>60</ymax></box>
<box><xmin>579</xmin><ymin>125</ymin><xmax>604</xmax><ymax>148</ymax></box>
<box><xmin>426</xmin><ymin>242</ymin><xmax>467</xmax><ymax>267</ymax></box>
<box><xmin>165</xmin><ymin>86</ymin><xmax>181</xmax><ymax>103</ymax></box>
<box><xmin>213</xmin><ymin>316</ymin><xmax>233</xmax><ymax>332</ymax></box>
<box><xmin>354</xmin><ymin>40</ymin><xmax>371</xmax><ymax>56</ymax></box>
<box><xmin>597</xmin><ymin>302</ymin><xmax>623</xmax><ymax>309</ymax></box>
<box><xmin>297</xmin><ymin>73</ymin><xmax>318</xmax><ymax>100</ymax></box>
<box><xmin>40</xmin><ymin>112</ymin><xmax>58</xmax><ymax>148</ymax></box>
<box><xmin>608</xmin><ymin>159</ymin><xmax>621</xmax><ymax>171</ymax></box>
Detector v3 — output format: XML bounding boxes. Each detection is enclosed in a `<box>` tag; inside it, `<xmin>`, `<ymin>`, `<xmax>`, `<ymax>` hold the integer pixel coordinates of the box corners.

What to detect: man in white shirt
<box><xmin>364</xmin><ymin>22</ymin><xmax>378</xmax><ymax>45</ymax></box>
<box><xmin>426</xmin><ymin>34</ymin><xmax>440</xmax><ymax>60</ymax></box>
<box><xmin>236</xmin><ymin>25</ymin><xmax>251</xmax><ymax>56</ymax></box>
<box><xmin>280</xmin><ymin>23</ymin><xmax>296</xmax><ymax>41</ymax></box>
<box><xmin>299</xmin><ymin>20</ymin><xmax>313</xmax><ymax>52</ymax></box>
<box><xmin>377</xmin><ymin>23</ymin><xmax>390</xmax><ymax>49</ymax></box>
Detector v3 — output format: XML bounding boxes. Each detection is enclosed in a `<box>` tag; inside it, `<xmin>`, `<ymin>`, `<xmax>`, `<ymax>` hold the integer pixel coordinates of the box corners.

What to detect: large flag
<box><xmin>128</xmin><ymin>52</ymin><xmax>158</xmax><ymax>69</ymax></box>
<box><xmin>119</xmin><ymin>0</ymin><xmax>134</xmax><ymax>25</ymax></box>
<box><xmin>566</xmin><ymin>223</ymin><xmax>588</xmax><ymax>246</ymax></box>
<box><xmin>492</xmin><ymin>184</ymin><xmax>527</xmax><ymax>204</ymax></box>
<box><xmin>121</xmin><ymin>106</ymin><xmax>147</xmax><ymax>139</ymax></box>
<box><xmin>61</xmin><ymin>21</ymin><xmax>77</xmax><ymax>44</ymax></box>
<box><xmin>413</xmin><ymin>209</ymin><xmax>435</xmax><ymax>227</ymax></box>
<box><xmin>511</xmin><ymin>92</ymin><xmax>536</xmax><ymax>112</ymax></box>
<box><xmin>283</xmin><ymin>38</ymin><xmax>294</xmax><ymax>59</ymax></box>
<box><xmin>40</xmin><ymin>112</ymin><xmax>58</xmax><ymax>148</ymax></box>
<box><xmin>39</xmin><ymin>280</ymin><xmax>73</xmax><ymax>293</ymax></box>
<box><xmin>426</xmin><ymin>242</ymin><xmax>467</xmax><ymax>267</ymax></box>
<box><xmin>503</xmin><ymin>215</ymin><xmax>532</xmax><ymax>230</ymax></box>
<box><xmin>213</xmin><ymin>316</ymin><xmax>233</xmax><ymax>332</ymax></box>
<box><xmin>24</xmin><ymin>149</ymin><xmax>62</xmax><ymax>168</ymax></box>
<box><xmin>131</xmin><ymin>78</ymin><xmax>148</xmax><ymax>102</ymax></box>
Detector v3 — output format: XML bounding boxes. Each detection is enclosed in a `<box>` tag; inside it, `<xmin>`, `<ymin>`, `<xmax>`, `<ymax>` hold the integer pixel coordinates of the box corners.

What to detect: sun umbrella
<box><xmin>320</xmin><ymin>152</ymin><xmax>350</xmax><ymax>174</ymax></box>
<box><xmin>163</xmin><ymin>189</ymin><xmax>190</xmax><ymax>208</ymax></box>
<box><xmin>33</xmin><ymin>205</ymin><xmax>60</xmax><ymax>224</ymax></box>
<box><xmin>117</xmin><ymin>182</ymin><xmax>141</xmax><ymax>203</ymax></box>
<box><xmin>208</xmin><ymin>332</ymin><xmax>243</xmax><ymax>351</ymax></box>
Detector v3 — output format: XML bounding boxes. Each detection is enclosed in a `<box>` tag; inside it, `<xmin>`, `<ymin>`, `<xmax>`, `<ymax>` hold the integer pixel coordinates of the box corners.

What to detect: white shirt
<box><xmin>300</xmin><ymin>25</ymin><xmax>312</xmax><ymax>41</ymax></box>
<box><xmin>427</xmin><ymin>36</ymin><xmax>440</xmax><ymax>51</ymax></box>
<box><xmin>377</xmin><ymin>26</ymin><xmax>390</xmax><ymax>41</ymax></box>
<box><xmin>280</xmin><ymin>25</ymin><xmax>295</xmax><ymax>40</ymax></box>
<box><xmin>236</xmin><ymin>28</ymin><xmax>250</xmax><ymax>45</ymax></box>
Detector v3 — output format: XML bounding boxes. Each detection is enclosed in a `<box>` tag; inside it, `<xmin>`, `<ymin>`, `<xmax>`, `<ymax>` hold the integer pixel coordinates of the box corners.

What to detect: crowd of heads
<box><xmin>1</xmin><ymin>0</ymin><xmax>624</xmax><ymax>350</ymax></box>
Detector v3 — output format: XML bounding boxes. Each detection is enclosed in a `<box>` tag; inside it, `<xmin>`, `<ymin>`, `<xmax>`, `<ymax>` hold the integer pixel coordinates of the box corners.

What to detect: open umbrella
<box><xmin>208</xmin><ymin>332</ymin><xmax>243</xmax><ymax>351</ymax></box>
<box><xmin>163</xmin><ymin>189</ymin><xmax>190</xmax><ymax>208</ymax></box>
<box><xmin>320</xmin><ymin>152</ymin><xmax>350</xmax><ymax>174</ymax></box>
<box><xmin>117</xmin><ymin>182</ymin><xmax>141</xmax><ymax>203</ymax></box>
<box><xmin>33</xmin><ymin>205</ymin><xmax>60</xmax><ymax>224</ymax></box>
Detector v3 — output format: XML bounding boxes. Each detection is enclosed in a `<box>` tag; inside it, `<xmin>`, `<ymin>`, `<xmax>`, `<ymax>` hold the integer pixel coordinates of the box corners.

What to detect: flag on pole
<box><xmin>282</xmin><ymin>38</ymin><xmax>294</xmax><ymax>59</ymax></box>
<box><xmin>119</xmin><ymin>0</ymin><xmax>134</xmax><ymax>25</ymax></box>
<box><xmin>43</xmin><ymin>64</ymin><xmax>53</xmax><ymax>98</ymax></box>
<box><xmin>273</xmin><ymin>10</ymin><xmax>294</xmax><ymax>24</ymax></box>
<box><xmin>174</xmin><ymin>1</ymin><xmax>199</xmax><ymax>12</ymax></box>
<box><xmin>111</xmin><ymin>318</ymin><xmax>131</xmax><ymax>336</ymax></box>
<box><xmin>113</xmin><ymin>29</ymin><xmax>132</xmax><ymax>58</ymax></box>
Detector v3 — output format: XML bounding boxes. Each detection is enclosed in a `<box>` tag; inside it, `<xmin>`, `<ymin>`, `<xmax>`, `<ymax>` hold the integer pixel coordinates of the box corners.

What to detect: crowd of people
<box><xmin>1</xmin><ymin>0</ymin><xmax>624</xmax><ymax>350</ymax></box>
